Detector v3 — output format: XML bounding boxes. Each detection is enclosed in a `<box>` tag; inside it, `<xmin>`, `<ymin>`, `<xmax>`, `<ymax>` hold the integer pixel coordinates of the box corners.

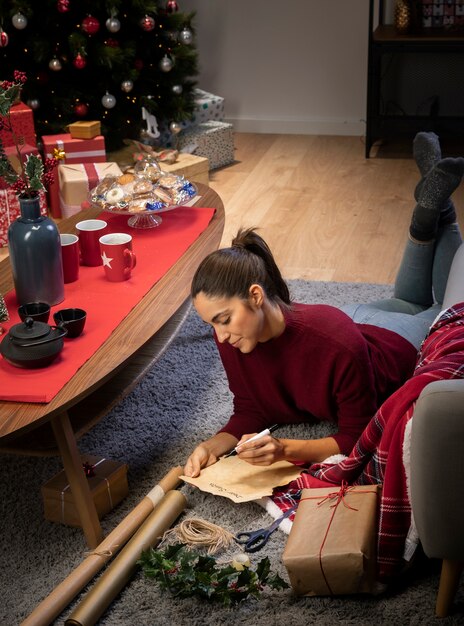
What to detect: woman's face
<box><xmin>193</xmin><ymin>290</ymin><xmax>265</xmax><ymax>354</ymax></box>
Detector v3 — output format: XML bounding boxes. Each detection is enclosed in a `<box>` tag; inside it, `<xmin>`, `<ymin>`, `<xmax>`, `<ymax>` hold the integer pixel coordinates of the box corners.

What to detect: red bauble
<box><xmin>82</xmin><ymin>15</ymin><xmax>100</xmax><ymax>35</ymax></box>
<box><xmin>0</xmin><ymin>30</ymin><xmax>8</xmax><ymax>47</ymax></box>
<box><xmin>73</xmin><ymin>53</ymin><xmax>86</xmax><ymax>69</ymax></box>
<box><xmin>106</xmin><ymin>38</ymin><xmax>119</xmax><ymax>48</ymax></box>
<box><xmin>57</xmin><ymin>0</ymin><xmax>70</xmax><ymax>13</ymax></box>
<box><xmin>74</xmin><ymin>102</ymin><xmax>89</xmax><ymax>117</ymax></box>
<box><xmin>166</xmin><ymin>1</ymin><xmax>179</xmax><ymax>13</ymax></box>
<box><xmin>140</xmin><ymin>15</ymin><xmax>155</xmax><ymax>31</ymax></box>
<box><xmin>134</xmin><ymin>58</ymin><xmax>144</xmax><ymax>71</ymax></box>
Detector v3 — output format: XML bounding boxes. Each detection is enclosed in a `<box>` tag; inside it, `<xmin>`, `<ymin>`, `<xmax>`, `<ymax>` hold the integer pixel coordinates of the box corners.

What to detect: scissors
<box><xmin>235</xmin><ymin>506</ymin><xmax>297</xmax><ymax>553</ymax></box>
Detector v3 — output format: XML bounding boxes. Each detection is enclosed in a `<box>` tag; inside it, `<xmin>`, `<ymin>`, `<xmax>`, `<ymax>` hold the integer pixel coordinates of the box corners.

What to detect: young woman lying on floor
<box><xmin>183</xmin><ymin>132</ymin><xmax>464</xmax><ymax>478</ymax></box>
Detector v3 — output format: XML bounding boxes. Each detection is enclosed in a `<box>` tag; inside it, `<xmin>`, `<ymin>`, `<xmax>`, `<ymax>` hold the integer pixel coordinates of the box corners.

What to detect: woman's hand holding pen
<box><xmin>236</xmin><ymin>432</ymin><xmax>285</xmax><ymax>466</ymax></box>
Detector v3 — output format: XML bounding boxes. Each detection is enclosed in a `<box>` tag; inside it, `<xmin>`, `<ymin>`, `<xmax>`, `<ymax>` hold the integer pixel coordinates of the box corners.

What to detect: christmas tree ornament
<box><xmin>106</xmin><ymin>16</ymin><xmax>121</xmax><ymax>33</ymax></box>
<box><xmin>73</xmin><ymin>52</ymin><xmax>86</xmax><ymax>69</ymax></box>
<box><xmin>121</xmin><ymin>80</ymin><xmax>134</xmax><ymax>93</ymax></box>
<box><xmin>26</xmin><ymin>98</ymin><xmax>40</xmax><ymax>110</ymax></box>
<box><xmin>106</xmin><ymin>38</ymin><xmax>119</xmax><ymax>48</ymax></box>
<box><xmin>49</xmin><ymin>57</ymin><xmax>63</xmax><ymax>71</ymax></box>
<box><xmin>140</xmin><ymin>15</ymin><xmax>155</xmax><ymax>32</ymax></box>
<box><xmin>0</xmin><ymin>29</ymin><xmax>8</xmax><ymax>47</ymax></box>
<box><xmin>159</xmin><ymin>55</ymin><xmax>173</xmax><ymax>72</ymax></box>
<box><xmin>57</xmin><ymin>0</ymin><xmax>70</xmax><ymax>13</ymax></box>
<box><xmin>82</xmin><ymin>15</ymin><xmax>100</xmax><ymax>35</ymax></box>
<box><xmin>179</xmin><ymin>27</ymin><xmax>193</xmax><ymax>45</ymax></box>
<box><xmin>12</xmin><ymin>12</ymin><xmax>28</xmax><ymax>30</ymax></box>
<box><xmin>172</xmin><ymin>84</ymin><xmax>183</xmax><ymax>95</ymax></box>
<box><xmin>74</xmin><ymin>102</ymin><xmax>88</xmax><ymax>117</ymax></box>
<box><xmin>169</xmin><ymin>121</ymin><xmax>182</xmax><ymax>134</ymax></box>
<box><xmin>166</xmin><ymin>1</ymin><xmax>179</xmax><ymax>13</ymax></box>
<box><xmin>101</xmin><ymin>92</ymin><xmax>116</xmax><ymax>108</ymax></box>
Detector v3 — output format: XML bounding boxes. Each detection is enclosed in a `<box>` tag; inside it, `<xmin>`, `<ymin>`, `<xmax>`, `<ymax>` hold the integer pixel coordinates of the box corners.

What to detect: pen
<box><xmin>224</xmin><ymin>424</ymin><xmax>281</xmax><ymax>458</ymax></box>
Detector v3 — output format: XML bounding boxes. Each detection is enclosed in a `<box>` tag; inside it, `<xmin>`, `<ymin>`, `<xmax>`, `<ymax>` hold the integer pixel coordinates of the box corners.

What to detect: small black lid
<box><xmin>9</xmin><ymin>317</ymin><xmax>51</xmax><ymax>341</ymax></box>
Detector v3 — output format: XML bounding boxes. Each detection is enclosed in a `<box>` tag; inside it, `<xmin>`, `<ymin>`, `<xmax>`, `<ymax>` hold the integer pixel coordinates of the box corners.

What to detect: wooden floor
<box><xmin>3</xmin><ymin>133</ymin><xmax>464</xmax><ymax>285</ymax></box>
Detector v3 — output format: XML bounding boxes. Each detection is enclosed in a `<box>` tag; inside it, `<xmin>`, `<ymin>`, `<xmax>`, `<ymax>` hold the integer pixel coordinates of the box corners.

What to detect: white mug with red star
<box><xmin>99</xmin><ymin>233</ymin><xmax>136</xmax><ymax>282</ymax></box>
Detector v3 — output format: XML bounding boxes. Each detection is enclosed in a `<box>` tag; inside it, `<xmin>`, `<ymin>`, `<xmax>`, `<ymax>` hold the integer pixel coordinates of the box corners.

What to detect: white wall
<box><xmin>181</xmin><ymin>0</ymin><xmax>375</xmax><ymax>136</ymax></box>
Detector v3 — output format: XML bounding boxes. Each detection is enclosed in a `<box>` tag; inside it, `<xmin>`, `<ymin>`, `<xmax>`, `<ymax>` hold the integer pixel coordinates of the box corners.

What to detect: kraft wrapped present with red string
<box><xmin>42</xmin><ymin>133</ymin><xmax>106</xmax><ymax>218</ymax></box>
<box><xmin>282</xmin><ymin>483</ymin><xmax>382</xmax><ymax>596</ymax></box>
<box><xmin>0</xmin><ymin>187</ymin><xmax>47</xmax><ymax>247</ymax></box>
<box><xmin>58</xmin><ymin>162</ymin><xmax>123</xmax><ymax>218</ymax></box>
<box><xmin>41</xmin><ymin>454</ymin><xmax>129</xmax><ymax>528</ymax></box>
<box><xmin>0</xmin><ymin>102</ymin><xmax>37</xmax><ymax>148</ymax></box>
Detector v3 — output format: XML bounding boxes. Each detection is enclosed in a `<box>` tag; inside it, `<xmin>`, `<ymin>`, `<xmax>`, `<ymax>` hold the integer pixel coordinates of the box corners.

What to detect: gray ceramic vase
<box><xmin>8</xmin><ymin>195</ymin><xmax>64</xmax><ymax>306</ymax></box>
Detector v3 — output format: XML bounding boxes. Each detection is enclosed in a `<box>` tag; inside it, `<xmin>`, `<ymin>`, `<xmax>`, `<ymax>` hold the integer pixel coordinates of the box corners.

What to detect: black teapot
<box><xmin>0</xmin><ymin>317</ymin><xmax>68</xmax><ymax>368</ymax></box>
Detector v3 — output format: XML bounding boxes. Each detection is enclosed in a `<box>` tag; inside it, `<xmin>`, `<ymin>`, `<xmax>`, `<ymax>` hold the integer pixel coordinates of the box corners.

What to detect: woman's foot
<box><xmin>410</xmin><ymin>157</ymin><xmax>464</xmax><ymax>241</ymax></box>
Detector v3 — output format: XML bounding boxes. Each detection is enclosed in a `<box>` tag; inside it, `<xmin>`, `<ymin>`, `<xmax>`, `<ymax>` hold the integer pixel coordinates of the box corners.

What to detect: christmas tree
<box><xmin>0</xmin><ymin>0</ymin><xmax>198</xmax><ymax>150</ymax></box>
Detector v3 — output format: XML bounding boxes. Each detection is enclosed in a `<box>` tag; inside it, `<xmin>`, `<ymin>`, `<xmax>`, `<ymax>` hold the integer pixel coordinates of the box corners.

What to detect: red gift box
<box><xmin>0</xmin><ymin>188</ymin><xmax>48</xmax><ymax>247</ymax></box>
<box><xmin>0</xmin><ymin>102</ymin><xmax>37</xmax><ymax>148</ymax></box>
<box><xmin>42</xmin><ymin>133</ymin><xmax>106</xmax><ymax>218</ymax></box>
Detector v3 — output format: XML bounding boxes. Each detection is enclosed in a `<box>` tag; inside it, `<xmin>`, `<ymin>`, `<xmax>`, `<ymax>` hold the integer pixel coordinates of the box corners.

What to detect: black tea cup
<box><xmin>53</xmin><ymin>308</ymin><xmax>87</xmax><ymax>338</ymax></box>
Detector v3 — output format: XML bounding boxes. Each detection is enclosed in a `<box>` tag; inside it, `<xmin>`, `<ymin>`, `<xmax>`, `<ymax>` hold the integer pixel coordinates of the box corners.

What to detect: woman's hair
<box><xmin>191</xmin><ymin>227</ymin><xmax>290</xmax><ymax>305</ymax></box>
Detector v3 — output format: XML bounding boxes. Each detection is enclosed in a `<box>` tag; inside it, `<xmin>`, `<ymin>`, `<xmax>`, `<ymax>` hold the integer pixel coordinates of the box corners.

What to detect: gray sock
<box><xmin>414</xmin><ymin>134</ymin><xmax>458</xmax><ymax>227</ymax></box>
<box><xmin>410</xmin><ymin>157</ymin><xmax>464</xmax><ymax>241</ymax></box>
<box><xmin>413</xmin><ymin>131</ymin><xmax>442</xmax><ymax>177</ymax></box>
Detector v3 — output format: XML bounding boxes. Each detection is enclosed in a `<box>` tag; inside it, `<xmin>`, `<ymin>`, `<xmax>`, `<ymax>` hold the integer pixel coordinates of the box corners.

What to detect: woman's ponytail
<box><xmin>191</xmin><ymin>227</ymin><xmax>290</xmax><ymax>305</ymax></box>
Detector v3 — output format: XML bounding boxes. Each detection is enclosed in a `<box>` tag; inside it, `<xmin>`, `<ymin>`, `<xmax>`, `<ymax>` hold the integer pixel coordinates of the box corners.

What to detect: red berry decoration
<box><xmin>73</xmin><ymin>53</ymin><xmax>86</xmax><ymax>69</ymax></box>
<box><xmin>140</xmin><ymin>15</ymin><xmax>155</xmax><ymax>31</ymax></box>
<box><xmin>166</xmin><ymin>1</ymin><xmax>179</xmax><ymax>13</ymax></box>
<box><xmin>74</xmin><ymin>102</ymin><xmax>89</xmax><ymax>117</ymax></box>
<box><xmin>82</xmin><ymin>15</ymin><xmax>100</xmax><ymax>35</ymax></box>
<box><xmin>57</xmin><ymin>0</ymin><xmax>70</xmax><ymax>13</ymax></box>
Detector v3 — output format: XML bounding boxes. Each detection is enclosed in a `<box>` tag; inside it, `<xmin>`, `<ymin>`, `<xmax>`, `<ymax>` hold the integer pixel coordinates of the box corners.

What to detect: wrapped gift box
<box><xmin>68</xmin><ymin>120</ymin><xmax>102</xmax><ymax>140</ymax></box>
<box><xmin>42</xmin><ymin>133</ymin><xmax>106</xmax><ymax>218</ymax></box>
<box><xmin>0</xmin><ymin>188</ymin><xmax>47</xmax><ymax>247</ymax></box>
<box><xmin>282</xmin><ymin>484</ymin><xmax>382</xmax><ymax>596</ymax></box>
<box><xmin>3</xmin><ymin>143</ymin><xmax>40</xmax><ymax>172</ymax></box>
<box><xmin>178</xmin><ymin>121</ymin><xmax>234</xmax><ymax>170</ymax></box>
<box><xmin>41</xmin><ymin>454</ymin><xmax>129</xmax><ymax>528</ymax></box>
<box><xmin>160</xmin><ymin>153</ymin><xmax>209</xmax><ymax>186</ymax></box>
<box><xmin>59</xmin><ymin>162</ymin><xmax>123</xmax><ymax>218</ymax></box>
<box><xmin>192</xmin><ymin>88</ymin><xmax>225</xmax><ymax>124</ymax></box>
<box><xmin>0</xmin><ymin>102</ymin><xmax>37</xmax><ymax>148</ymax></box>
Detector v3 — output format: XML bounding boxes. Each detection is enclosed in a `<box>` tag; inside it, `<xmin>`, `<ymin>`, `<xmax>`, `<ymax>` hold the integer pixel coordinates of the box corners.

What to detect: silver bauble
<box><xmin>101</xmin><ymin>92</ymin><xmax>116</xmax><ymax>109</ymax></box>
<box><xmin>26</xmin><ymin>99</ymin><xmax>40</xmax><ymax>110</ymax></box>
<box><xmin>12</xmin><ymin>12</ymin><xmax>27</xmax><ymax>30</ymax></box>
<box><xmin>169</xmin><ymin>121</ymin><xmax>182</xmax><ymax>135</ymax></box>
<box><xmin>179</xmin><ymin>27</ymin><xmax>193</xmax><ymax>45</ymax></box>
<box><xmin>121</xmin><ymin>80</ymin><xmax>134</xmax><ymax>93</ymax></box>
<box><xmin>106</xmin><ymin>17</ymin><xmax>121</xmax><ymax>33</ymax></box>
<box><xmin>49</xmin><ymin>57</ymin><xmax>62</xmax><ymax>71</ymax></box>
<box><xmin>159</xmin><ymin>55</ymin><xmax>173</xmax><ymax>72</ymax></box>
<box><xmin>172</xmin><ymin>84</ymin><xmax>183</xmax><ymax>95</ymax></box>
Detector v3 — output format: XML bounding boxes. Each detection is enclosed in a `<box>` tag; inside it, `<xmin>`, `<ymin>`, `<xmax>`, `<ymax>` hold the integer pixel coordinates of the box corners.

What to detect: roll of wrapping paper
<box><xmin>22</xmin><ymin>466</ymin><xmax>184</xmax><ymax>626</ymax></box>
<box><xmin>65</xmin><ymin>489</ymin><xmax>187</xmax><ymax>626</ymax></box>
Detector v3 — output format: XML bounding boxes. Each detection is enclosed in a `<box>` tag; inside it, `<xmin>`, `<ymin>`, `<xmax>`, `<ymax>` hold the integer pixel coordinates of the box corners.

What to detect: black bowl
<box><xmin>53</xmin><ymin>308</ymin><xmax>87</xmax><ymax>338</ymax></box>
<box><xmin>18</xmin><ymin>302</ymin><xmax>50</xmax><ymax>324</ymax></box>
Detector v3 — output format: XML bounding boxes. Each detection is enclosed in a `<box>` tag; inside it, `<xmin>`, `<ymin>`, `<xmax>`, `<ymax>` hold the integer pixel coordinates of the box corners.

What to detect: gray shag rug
<box><xmin>1</xmin><ymin>281</ymin><xmax>463</xmax><ymax>626</ymax></box>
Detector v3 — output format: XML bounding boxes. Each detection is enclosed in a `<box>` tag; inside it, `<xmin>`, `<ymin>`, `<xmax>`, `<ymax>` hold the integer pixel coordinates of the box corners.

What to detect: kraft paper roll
<box><xmin>65</xmin><ymin>489</ymin><xmax>187</xmax><ymax>626</ymax></box>
<box><xmin>22</xmin><ymin>466</ymin><xmax>183</xmax><ymax>626</ymax></box>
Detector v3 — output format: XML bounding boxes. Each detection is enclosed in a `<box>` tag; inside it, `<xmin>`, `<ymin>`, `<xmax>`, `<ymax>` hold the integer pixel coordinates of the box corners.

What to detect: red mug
<box><xmin>99</xmin><ymin>233</ymin><xmax>136</xmax><ymax>282</ymax></box>
<box><xmin>76</xmin><ymin>219</ymin><xmax>108</xmax><ymax>266</ymax></box>
<box><xmin>60</xmin><ymin>233</ymin><xmax>80</xmax><ymax>283</ymax></box>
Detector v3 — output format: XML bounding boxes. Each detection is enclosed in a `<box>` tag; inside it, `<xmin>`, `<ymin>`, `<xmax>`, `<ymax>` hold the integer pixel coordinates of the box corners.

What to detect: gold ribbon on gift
<box><xmin>53</xmin><ymin>146</ymin><xmax>66</xmax><ymax>160</ymax></box>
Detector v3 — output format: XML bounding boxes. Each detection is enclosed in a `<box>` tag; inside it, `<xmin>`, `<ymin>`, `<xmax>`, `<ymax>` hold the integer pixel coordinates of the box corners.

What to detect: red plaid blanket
<box><xmin>272</xmin><ymin>302</ymin><xmax>464</xmax><ymax>582</ymax></box>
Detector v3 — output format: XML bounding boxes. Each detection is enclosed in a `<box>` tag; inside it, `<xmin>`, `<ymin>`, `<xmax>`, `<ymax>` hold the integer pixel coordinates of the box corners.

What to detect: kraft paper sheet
<box><xmin>181</xmin><ymin>456</ymin><xmax>303</xmax><ymax>503</ymax></box>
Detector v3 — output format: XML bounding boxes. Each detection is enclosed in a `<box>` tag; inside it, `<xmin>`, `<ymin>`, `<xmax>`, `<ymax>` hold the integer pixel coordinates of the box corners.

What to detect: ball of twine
<box><xmin>162</xmin><ymin>517</ymin><xmax>235</xmax><ymax>555</ymax></box>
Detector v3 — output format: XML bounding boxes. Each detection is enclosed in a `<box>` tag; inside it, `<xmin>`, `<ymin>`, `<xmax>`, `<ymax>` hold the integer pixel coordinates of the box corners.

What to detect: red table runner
<box><xmin>0</xmin><ymin>206</ymin><xmax>215</xmax><ymax>403</ymax></box>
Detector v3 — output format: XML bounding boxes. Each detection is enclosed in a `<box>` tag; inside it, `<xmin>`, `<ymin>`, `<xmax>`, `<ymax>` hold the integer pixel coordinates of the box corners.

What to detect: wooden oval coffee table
<box><xmin>0</xmin><ymin>184</ymin><xmax>224</xmax><ymax>547</ymax></box>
